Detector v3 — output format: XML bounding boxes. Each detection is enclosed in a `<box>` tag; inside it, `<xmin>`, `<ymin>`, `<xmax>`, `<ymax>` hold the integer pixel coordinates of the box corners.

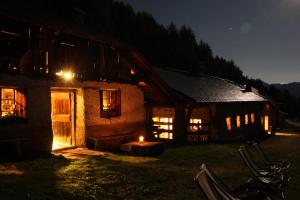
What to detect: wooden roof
<box><xmin>0</xmin><ymin>5</ymin><xmax>190</xmax><ymax>106</ymax></box>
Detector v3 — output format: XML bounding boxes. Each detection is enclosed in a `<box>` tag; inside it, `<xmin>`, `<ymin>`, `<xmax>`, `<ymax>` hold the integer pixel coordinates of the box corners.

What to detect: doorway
<box><xmin>51</xmin><ymin>90</ymin><xmax>75</xmax><ymax>150</ymax></box>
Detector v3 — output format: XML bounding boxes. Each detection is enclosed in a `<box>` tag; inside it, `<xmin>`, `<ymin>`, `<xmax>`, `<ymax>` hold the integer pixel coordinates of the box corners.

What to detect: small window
<box><xmin>0</xmin><ymin>88</ymin><xmax>27</xmax><ymax>119</ymax></box>
<box><xmin>236</xmin><ymin>115</ymin><xmax>241</xmax><ymax>128</ymax></box>
<box><xmin>264</xmin><ymin>115</ymin><xmax>269</xmax><ymax>131</ymax></box>
<box><xmin>245</xmin><ymin>114</ymin><xmax>249</xmax><ymax>125</ymax></box>
<box><xmin>100</xmin><ymin>89</ymin><xmax>121</xmax><ymax>118</ymax></box>
<box><xmin>152</xmin><ymin>117</ymin><xmax>173</xmax><ymax>139</ymax></box>
<box><xmin>189</xmin><ymin>118</ymin><xmax>202</xmax><ymax>132</ymax></box>
<box><xmin>251</xmin><ymin>113</ymin><xmax>255</xmax><ymax>124</ymax></box>
<box><xmin>226</xmin><ymin>117</ymin><xmax>232</xmax><ymax>131</ymax></box>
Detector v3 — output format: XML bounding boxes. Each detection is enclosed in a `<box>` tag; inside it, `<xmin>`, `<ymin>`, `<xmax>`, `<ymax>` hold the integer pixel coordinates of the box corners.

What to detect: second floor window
<box><xmin>100</xmin><ymin>89</ymin><xmax>121</xmax><ymax>118</ymax></box>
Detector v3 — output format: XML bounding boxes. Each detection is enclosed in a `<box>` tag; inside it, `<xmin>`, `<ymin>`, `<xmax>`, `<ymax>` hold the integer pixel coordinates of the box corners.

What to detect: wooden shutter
<box><xmin>116</xmin><ymin>89</ymin><xmax>121</xmax><ymax>116</ymax></box>
<box><xmin>15</xmin><ymin>88</ymin><xmax>27</xmax><ymax>118</ymax></box>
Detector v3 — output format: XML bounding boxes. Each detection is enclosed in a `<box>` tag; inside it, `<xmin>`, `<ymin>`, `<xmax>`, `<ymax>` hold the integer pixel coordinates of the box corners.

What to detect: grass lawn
<box><xmin>0</xmin><ymin>130</ymin><xmax>299</xmax><ymax>200</ymax></box>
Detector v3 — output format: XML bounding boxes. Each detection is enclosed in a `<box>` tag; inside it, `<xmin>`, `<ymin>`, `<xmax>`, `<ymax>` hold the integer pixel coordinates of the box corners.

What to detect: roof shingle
<box><xmin>154</xmin><ymin>67</ymin><xmax>267</xmax><ymax>103</ymax></box>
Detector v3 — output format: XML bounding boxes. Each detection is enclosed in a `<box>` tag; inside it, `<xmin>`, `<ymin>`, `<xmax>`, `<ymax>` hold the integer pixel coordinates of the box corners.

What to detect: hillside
<box><xmin>272</xmin><ymin>82</ymin><xmax>300</xmax><ymax>98</ymax></box>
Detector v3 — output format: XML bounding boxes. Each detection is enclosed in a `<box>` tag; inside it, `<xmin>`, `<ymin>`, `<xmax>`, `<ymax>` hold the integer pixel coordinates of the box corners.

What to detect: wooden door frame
<box><xmin>51</xmin><ymin>89</ymin><xmax>76</xmax><ymax>147</ymax></box>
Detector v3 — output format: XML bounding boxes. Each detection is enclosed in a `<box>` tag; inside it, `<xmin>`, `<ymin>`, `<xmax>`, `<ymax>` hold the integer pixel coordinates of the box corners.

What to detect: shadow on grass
<box><xmin>0</xmin><ymin>154</ymin><xmax>69</xmax><ymax>200</ymax></box>
<box><xmin>0</xmin><ymin>132</ymin><xmax>299</xmax><ymax>199</ymax></box>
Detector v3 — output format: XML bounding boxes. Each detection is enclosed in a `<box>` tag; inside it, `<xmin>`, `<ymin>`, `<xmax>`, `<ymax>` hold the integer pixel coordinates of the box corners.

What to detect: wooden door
<box><xmin>51</xmin><ymin>91</ymin><xmax>74</xmax><ymax>148</ymax></box>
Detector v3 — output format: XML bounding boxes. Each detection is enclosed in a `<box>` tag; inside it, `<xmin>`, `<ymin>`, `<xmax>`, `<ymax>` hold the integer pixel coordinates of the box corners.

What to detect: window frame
<box><xmin>0</xmin><ymin>87</ymin><xmax>27</xmax><ymax>121</ymax></box>
<box><xmin>152</xmin><ymin>117</ymin><xmax>173</xmax><ymax>140</ymax></box>
<box><xmin>99</xmin><ymin>89</ymin><xmax>121</xmax><ymax>118</ymax></box>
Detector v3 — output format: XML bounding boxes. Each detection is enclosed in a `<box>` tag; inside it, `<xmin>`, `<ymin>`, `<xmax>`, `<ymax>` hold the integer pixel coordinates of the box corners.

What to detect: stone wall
<box><xmin>0</xmin><ymin>74</ymin><xmax>148</xmax><ymax>153</ymax></box>
<box><xmin>0</xmin><ymin>74</ymin><xmax>53</xmax><ymax>155</ymax></box>
<box><xmin>84</xmin><ymin>82</ymin><xmax>145</xmax><ymax>148</ymax></box>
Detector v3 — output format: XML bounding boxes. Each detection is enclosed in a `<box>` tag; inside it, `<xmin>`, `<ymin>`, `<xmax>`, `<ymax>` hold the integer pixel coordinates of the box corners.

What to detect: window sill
<box><xmin>0</xmin><ymin>117</ymin><xmax>27</xmax><ymax>124</ymax></box>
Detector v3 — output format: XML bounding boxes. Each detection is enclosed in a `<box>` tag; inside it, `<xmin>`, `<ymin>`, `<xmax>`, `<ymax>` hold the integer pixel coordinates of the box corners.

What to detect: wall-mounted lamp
<box><xmin>56</xmin><ymin>70</ymin><xmax>75</xmax><ymax>81</ymax></box>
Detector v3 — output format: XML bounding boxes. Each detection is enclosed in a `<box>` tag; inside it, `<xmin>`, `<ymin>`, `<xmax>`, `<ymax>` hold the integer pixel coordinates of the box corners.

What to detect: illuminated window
<box><xmin>245</xmin><ymin>114</ymin><xmax>249</xmax><ymax>125</ymax></box>
<box><xmin>0</xmin><ymin>88</ymin><xmax>26</xmax><ymax>118</ymax></box>
<box><xmin>226</xmin><ymin>117</ymin><xmax>232</xmax><ymax>131</ymax></box>
<box><xmin>152</xmin><ymin>117</ymin><xmax>173</xmax><ymax>139</ymax></box>
<box><xmin>236</xmin><ymin>115</ymin><xmax>241</xmax><ymax>128</ymax></box>
<box><xmin>251</xmin><ymin>113</ymin><xmax>255</xmax><ymax>124</ymax></box>
<box><xmin>100</xmin><ymin>89</ymin><xmax>121</xmax><ymax>118</ymax></box>
<box><xmin>189</xmin><ymin>118</ymin><xmax>202</xmax><ymax>132</ymax></box>
<box><xmin>130</xmin><ymin>68</ymin><xmax>136</xmax><ymax>75</ymax></box>
<box><xmin>264</xmin><ymin>115</ymin><xmax>269</xmax><ymax>131</ymax></box>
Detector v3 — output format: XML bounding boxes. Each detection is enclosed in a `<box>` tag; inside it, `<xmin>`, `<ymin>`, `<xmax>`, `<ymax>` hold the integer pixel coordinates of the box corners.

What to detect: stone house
<box><xmin>0</xmin><ymin>11</ymin><xmax>172</xmax><ymax>157</ymax></box>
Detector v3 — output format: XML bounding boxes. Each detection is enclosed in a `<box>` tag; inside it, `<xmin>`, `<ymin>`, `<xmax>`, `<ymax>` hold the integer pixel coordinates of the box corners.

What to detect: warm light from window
<box><xmin>159</xmin><ymin>132</ymin><xmax>172</xmax><ymax>139</ymax></box>
<box><xmin>152</xmin><ymin>117</ymin><xmax>173</xmax><ymax>139</ymax></box>
<box><xmin>102</xmin><ymin>91</ymin><xmax>110</xmax><ymax>111</ymax></box>
<box><xmin>264</xmin><ymin>115</ymin><xmax>269</xmax><ymax>131</ymax></box>
<box><xmin>1</xmin><ymin>88</ymin><xmax>26</xmax><ymax>118</ymax></box>
<box><xmin>226</xmin><ymin>117</ymin><xmax>232</xmax><ymax>131</ymax></box>
<box><xmin>251</xmin><ymin>113</ymin><xmax>255</xmax><ymax>124</ymax></box>
<box><xmin>130</xmin><ymin>68</ymin><xmax>136</xmax><ymax>75</ymax></box>
<box><xmin>189</xmin><ymin>118</ymin><xmax>202</xmax><ymax>131</ymax></box>
<box><xmin>152</xmin><ymin>117</ymin><xmax>159</xmax><ymax>122</ymax></box>
<box><xmin>139</xmin><ymin>136</ymin><xmax>144</xmax><ymax>143</ymax></box>
<box><xmin>245</xmin><ymin>114</ymin><xmax>249</xmax><ymax>125</ymax></box>
<box><xmin>236</xmin><ymin>115</ymin><xmax>241</xmax><ymax>128</ymax></box>
<box><xmin>138</xmin><ymin>81</ymin><xmax>147</xmax><ymax>86</ymax></box>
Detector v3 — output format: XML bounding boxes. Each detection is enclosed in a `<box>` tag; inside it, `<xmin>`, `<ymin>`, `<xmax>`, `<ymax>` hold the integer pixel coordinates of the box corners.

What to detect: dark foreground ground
<box><xmin>0</xmin><ymin>130</ymin><xmax>299</xmax><ymax>200</ymax></box>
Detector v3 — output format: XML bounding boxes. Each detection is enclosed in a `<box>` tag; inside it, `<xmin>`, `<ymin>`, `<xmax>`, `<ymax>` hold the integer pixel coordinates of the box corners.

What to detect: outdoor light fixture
<box><xmin>63</xmin><ymin>71</ymin><xmax>73</xmax><ymax>80</ymax></box>
<box><xmin>56</xmin><ymin>70</ymin><xmax>75</xmax><ymax>81</ymax></box>
<box><xmin>139</xmin><ymin>135</ymin><xmax>144</xmax><ymax>143</ymax></box>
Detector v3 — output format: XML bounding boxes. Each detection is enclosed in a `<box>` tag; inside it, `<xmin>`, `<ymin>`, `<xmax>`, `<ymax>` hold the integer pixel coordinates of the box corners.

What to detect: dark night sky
<box><xmin>119</xmin><ymin>0</ymin><xmax>300</xmax><ymax>84</ymax></box>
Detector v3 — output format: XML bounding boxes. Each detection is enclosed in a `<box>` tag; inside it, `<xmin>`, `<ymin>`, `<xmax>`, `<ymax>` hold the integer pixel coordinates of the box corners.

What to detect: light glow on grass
<box><xmin>52</xmin><ymin>140</ymin><xmax>72</xmax><ymax>150</ymax></box>
<box><xmin>275</xmin><ymin>132</ymin><xmax>298</xmax><ymax>137</ymax></box>
<box><xmin>0</xmin><ymin>165</ymin><xmax>23</xmax><ymax>175</ymax></box>
<box><xmin>103</xmin><ymin>152</ymin><xmax>159</xmax><ymax>163</ymax></box>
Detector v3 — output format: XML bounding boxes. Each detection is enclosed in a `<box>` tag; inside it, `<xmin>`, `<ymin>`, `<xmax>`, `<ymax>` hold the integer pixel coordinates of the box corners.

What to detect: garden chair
<box><xmin>242</xmin><ymin>145</ymin><xmax>284</xmax><ymax>175</ymax></box>
<box><xmin>194</xmin><ymin>163</ymin><xmax>274</xmax><ymax>200</ymax></box>
<box><xmin>251</xmin><ymin>142</ymin><xmax>291</xmax><ymax>171</ymax></box>
<box><xmin>238</xmin><ymin>146</ymin><xmax>287</xmax><ymax>200</ymax></box>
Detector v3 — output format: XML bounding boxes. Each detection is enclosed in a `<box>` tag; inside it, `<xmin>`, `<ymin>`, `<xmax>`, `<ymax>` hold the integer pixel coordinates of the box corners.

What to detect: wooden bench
<box><xmin>87</xmin><ymin>130</ymin><xmax>137</xmax><ymax>151</ymax></box>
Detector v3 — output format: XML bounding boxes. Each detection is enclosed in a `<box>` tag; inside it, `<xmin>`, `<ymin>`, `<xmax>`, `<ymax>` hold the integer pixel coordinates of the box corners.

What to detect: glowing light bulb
<box><xmin>63</xmin><ymin>71</ymin><xmax>73</xmax><ymax>80</ymax></box>
<box><xmin>139</xmin><ymin>136</ymin><xmax>144</xmax><ymax>143</ymax></box>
